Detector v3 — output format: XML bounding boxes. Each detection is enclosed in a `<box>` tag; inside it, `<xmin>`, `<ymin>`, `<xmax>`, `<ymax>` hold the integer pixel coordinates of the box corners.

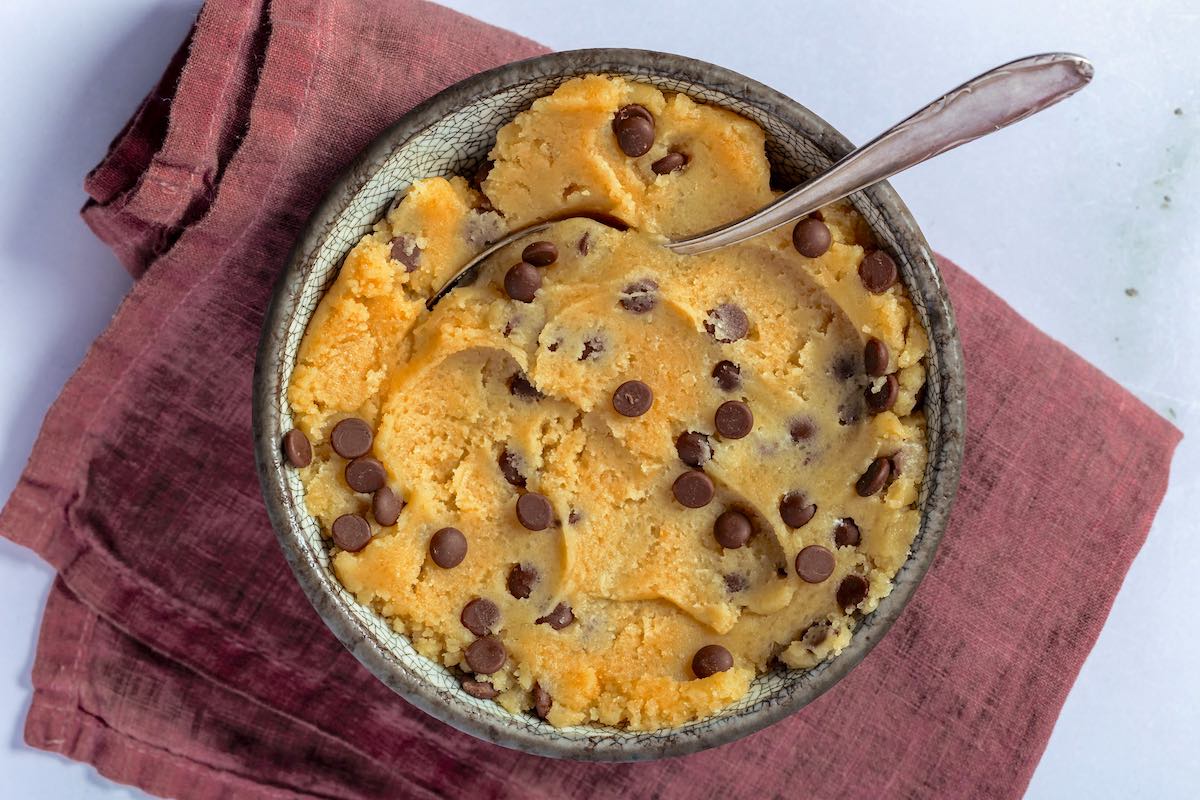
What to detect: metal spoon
<box><xmin>428</xmin><ymin>52</ymin><xmax>1092</xmax><ymax>309</ymax></box>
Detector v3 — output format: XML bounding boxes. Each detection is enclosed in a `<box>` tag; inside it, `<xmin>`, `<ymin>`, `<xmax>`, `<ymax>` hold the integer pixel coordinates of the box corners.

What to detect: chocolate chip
<box><xmin>533</xmin><ymin>682</ymin><xmax>553</xmax><ymax>719</ymax></box>
<box><xmin>834</xmin><ymin>518</ymin><xmax>861</xmax><ymax>547</ymax></box>
<box><xmin>567</xmin><ymin>509</ymin><xmax>581</xmax><ymax>525</ymax></box>
<box><xmin>714</xmin><ymin>510</ymin><xmax>752</xmax><ymax>549</ymax></box>
<box><xmin>865</xmin><ymin>374</ymin><xmax>899</xmax><ymax>414</ymax></box>
<box><xmin>521</xmin><ymin>240</ymin><xmax>558</xmax><ymax>267</ymax></box>
<box><xmin>715</xmin><ymin>400</ymin><xmax>753</xmax><ymax>439</ymax></box>
<box><xmin>673</xmin><ymin>471</ymin><xmax>715</xmax><ymax>508</ymax></box>
<box><xmin>795</xmin><ymin>545</ymin><xmax>835</xmax><ymax>583</ymax></box>
<box><xmin>331</xmin><ymin>514</ymin><xmax>371</xmax><ymax>552</ymax></box>
<box><xmin>516</xmin><ymin>492</ymin><xmax>553</xmax><ymax>531</ymax></box>
<box><xmin>345</xmin><ymin>457</ymin><xmax>387</xmax><ymax>493</ymax></box>
<box><xmin>547</xmin><ymin>340</ymin><xmax>561</xmax><ymax>353</ymax></box>
<box><xmin>461</xmin><ymin>679</ymin><xmax>498</xmax><ymax>699</ymax></box>
<box><xmin>536</xmin><ymin>602</ymin><xmax>575</xmax><ymax>630</ymax></box>
<box><xmin>792</xmin><ymin>217</ymin><xmax>832</xmax><ymax>258</ymax></box>
<box><xmin>675</xmin><ymin>431</ymin><xmax>712</xmax><ymax>468</ymax></box>
<box><xmin>501</xmin><ymin>317</ymin><xmax>520</xmax><ymax>337</ymax></box>
<box><xmin>580</xmin><ymin>335</ymin><xmax>605</xmax><ymax>361</ymax></box>
<box><xmin>788</xmin><ymin>418</ymin><xmax>815</xmax><ymax>442</ymax></box>
<box><xmin>651</xmin><ymin>151</ymin><xmax>688</xmax><ymax>174</ymax></box>
<box><xmin>465</xmin><ymin>636</ymin><xmax>506</xmax><ymax>674</ymax></box>
<box><xmin>430</xmin><ymin>527</ymin><xmax>467</xmax><ymax>568</ymax></box>
<box><xmin>837</xmin><ymin>575</ymin><xmax>870</xmax><ymax>609</ymax></box>
<box><xmin>577</xmin><ymin>231</ymin><xmax>590</xmax><ymax>255</ymax></box>
<box><xmin>619</xmin><ymin>103</ymin><xmax>654</xmax><ymax>124</ymax></box>
<box><xmin>838</xmin><ymin>399</ymin><xmax>864</xmax><ymax>427</ymax></box>
<box><xmin>508</xmin><ymin>372</ymin><xmax>544</xmax><ymax>401</ymax></box>
<box><xmin>612</xmin><ymin>104</ymin><xmax>655</xmax><ymax>157</ymax></box>
<box><xmin>692</xmin><ymin>644</ymin><xmax>733</xmax><ymax>679</ymax></box>
<box><xmin>498</xmin><ymin>448</ymin><xmax>526</xmax><ymax>487</ymax></box>
<box><xmin>507</xmin><ymin>563</ymin><xmax>539</xmax><ymax>599</ymax></box>
<box><xmin>779</xmin><ymin>491</ymin><xmax>816</xmax><ymax>528</ymax></box>
<box><xmin>619</xmin><ymin>279</ymin><xmax>659</xmax><ymax>313</ymax></box>
<box><xmin>704</xmin><ymin>303</ymin><xmax>749</xmax><ymax>343</ymax></box>
<box><xmin>856</xmin><ymin>457</ymin><xmax>892</xmax><ymax>497</ymax></box>
<box><xmin>859</xmin><ymin>250</ymin><xmax>898</xmax><ymax>293</ymax></box>
<box><xmin>504</xmin><ymin>262</ymin><xmax>541</xmax><ymax>302</ymax></box>
<box><xmin>832</xmin><ymin>354</ymin><xmax>857</xmax><ymax>382</ymax></box>
<box><xmin>712</xmin><ymin>360</ymin><xmax>741</xmax><ymax>391</ymax></box>
<box><xmin>330</xmin><ymin>417</ymin><xmax>372</xmax><ymax>459</ymax></box>
<box><xmin>612</xmin><ymin>380</ymin><xmax>653</xmax><ymax>417</ymax></box>
<box><xmin>389</xmin><ymin>235</ymin><xmax>421</xmax><ymax>272</ymax></box>
<box><xmin>372</xmin><ymin>486</ymin><xmax>402</xmax><ymax>526</ymax></box>
<box><xmin>805</xmin><ymin>623</ymin><xmax>831</xmax><ymax>646</ymax></box>
<box><xmin>282</xmin><ymin>428</ymin><xmax>311</xmax><ymax>467</ymax></box>
<box><xmin>864</xmin><ymin>337</ymin><xmax>889</xmax><ymax>377</ymax></box>
<box><xmin>460</xmin><ymin>598</ymin><xmax>500</xmax><ymax>636</ymax></box>
<box><xmin>724</xmin><ymin>573</ymin><xmax>749</xmax><ymax>593</ymax></box>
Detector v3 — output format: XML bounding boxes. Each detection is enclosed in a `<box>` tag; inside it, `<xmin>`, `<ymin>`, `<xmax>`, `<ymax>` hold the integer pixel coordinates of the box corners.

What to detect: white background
<box><xmin>0</xmin><ymin>1</ymin><xmax>1196</xmax><ymax>797</ymax></box>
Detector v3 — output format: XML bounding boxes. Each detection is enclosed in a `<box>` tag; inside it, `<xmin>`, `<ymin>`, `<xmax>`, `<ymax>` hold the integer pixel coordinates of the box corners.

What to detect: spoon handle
<box><xmin>667</xmin><ymin>52</ymin><xmax>1093</xmax><ymax>256</ymax></box>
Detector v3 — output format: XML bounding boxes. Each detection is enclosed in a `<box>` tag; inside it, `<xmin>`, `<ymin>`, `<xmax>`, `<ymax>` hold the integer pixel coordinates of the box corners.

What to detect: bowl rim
<box><xmin>253</xmin><ymin>47</ymin><xmax>965</xmax><ymax>761</ymax></box>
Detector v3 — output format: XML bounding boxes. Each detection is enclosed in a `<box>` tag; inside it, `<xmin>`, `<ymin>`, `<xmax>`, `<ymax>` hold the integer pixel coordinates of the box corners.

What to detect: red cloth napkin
<box><xmin>2</xmin><ymin>1</ymin><xmax>1180</xmax><ymax>798</ymax></box>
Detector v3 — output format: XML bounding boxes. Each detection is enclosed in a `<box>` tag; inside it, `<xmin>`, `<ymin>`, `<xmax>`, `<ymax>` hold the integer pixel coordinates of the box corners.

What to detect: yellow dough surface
<box><xmin>288</xmin><ymin>76</ymin><xmax>929</xmax><ymax>729</ymax></box>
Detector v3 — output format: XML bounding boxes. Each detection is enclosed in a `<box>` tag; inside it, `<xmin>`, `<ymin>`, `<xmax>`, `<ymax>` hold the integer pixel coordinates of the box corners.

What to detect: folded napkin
<box><xmin>2</xmin><ymin>1</ymin><xmax>1180</xmax><ymax>798</ymax></box>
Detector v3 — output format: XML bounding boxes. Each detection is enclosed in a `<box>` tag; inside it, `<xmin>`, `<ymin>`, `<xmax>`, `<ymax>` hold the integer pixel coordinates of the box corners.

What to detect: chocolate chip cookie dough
<box><xmin>285</xmin><ymin>75</ymin><xmax>929</xmax><ymax>730</ymax></box>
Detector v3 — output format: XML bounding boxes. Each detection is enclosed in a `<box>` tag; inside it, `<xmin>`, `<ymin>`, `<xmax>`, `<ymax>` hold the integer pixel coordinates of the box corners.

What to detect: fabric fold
<box><xmin>1</xmin><ymin>1</ymin><xmax>1180</xmax><ymax>798</ymax></box>
<box><xmin>82</xmin><ymin>0</ymin><xmax>271</xmax><ymax>278</ymax></box>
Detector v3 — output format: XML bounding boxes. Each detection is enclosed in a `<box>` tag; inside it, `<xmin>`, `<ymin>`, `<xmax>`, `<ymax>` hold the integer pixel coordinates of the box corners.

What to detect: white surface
<box><xmin>0</xmin><ymin>0</ymin><xmax>1196</xmax><ymax>797</ymax></box>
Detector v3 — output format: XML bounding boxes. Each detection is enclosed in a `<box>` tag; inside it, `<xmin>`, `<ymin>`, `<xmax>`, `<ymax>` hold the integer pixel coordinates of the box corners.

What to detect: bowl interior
<box><xmin>256</xmin><ymin>49</ymin><xmax>964</xmax><ymax>761</ymax></box>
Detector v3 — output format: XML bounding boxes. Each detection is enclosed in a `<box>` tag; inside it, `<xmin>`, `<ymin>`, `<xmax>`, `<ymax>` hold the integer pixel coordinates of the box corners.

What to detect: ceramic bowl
<box><xmin>254</xmin><ymin>48</ymin><xmax>965</xmax><ymax>761</ymax></box>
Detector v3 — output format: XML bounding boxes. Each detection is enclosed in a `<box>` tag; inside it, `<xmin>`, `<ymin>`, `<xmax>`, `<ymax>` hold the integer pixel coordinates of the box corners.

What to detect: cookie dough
<box><xmin>286</xmin><ymin>75</ymin><xmax>929</xmax><ymax>730</ymax></box>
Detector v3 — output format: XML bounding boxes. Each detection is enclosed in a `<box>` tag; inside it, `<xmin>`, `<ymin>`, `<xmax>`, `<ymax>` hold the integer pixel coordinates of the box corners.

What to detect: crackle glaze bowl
<box><xmin>253</xmin><ymin>48</ymin><xmax>966</xmax><ymax>761</ymax></box>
